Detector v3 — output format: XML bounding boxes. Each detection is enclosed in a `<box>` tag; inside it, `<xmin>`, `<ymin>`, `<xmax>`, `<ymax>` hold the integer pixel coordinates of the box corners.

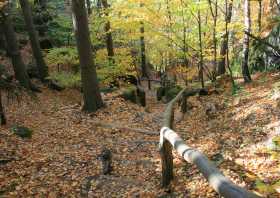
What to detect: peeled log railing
<box><xmin>159</xmin><ymin>88</ymin><xmax>260</xmax><ymax>198</ymax></box>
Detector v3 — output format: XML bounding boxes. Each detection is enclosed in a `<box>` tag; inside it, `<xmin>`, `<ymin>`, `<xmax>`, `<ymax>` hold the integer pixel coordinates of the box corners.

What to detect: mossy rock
<box><xmin>164</xmin><ymin>85</ymin><xmax>183</xmax><ymax>103</ymax></box>
<box><xmin>272</xmin><ymin>136</ymin><xmax>280</xmax><ymax>146</ymax></box>
<box><xmin>156</xmin><ymin>86</ymin><xmax>165</xmax><ymax>101</ymax></box>
<box><xmin>121</xmin><ymin>87</ymin><xmax>137</xmax><ymax>103</ymax></box>
<box><xmin>11</xmin><ymin>125</ymin><xmax>33</xmax><ymax>138</ymax></box>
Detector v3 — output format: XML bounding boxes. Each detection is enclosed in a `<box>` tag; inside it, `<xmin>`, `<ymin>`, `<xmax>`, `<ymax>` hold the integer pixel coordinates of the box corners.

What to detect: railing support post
<box><xmin>159</xmin><ymin>129</ymin><xmax>174</xmax><ymax>187</ymax></box>
<box><xmin>159</xmin><ymin>106</ymin><xmax>175</xmax><ymax>187</ymax></box>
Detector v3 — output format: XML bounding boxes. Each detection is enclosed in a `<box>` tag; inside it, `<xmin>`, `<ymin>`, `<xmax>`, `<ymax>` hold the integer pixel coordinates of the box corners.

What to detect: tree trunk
<box><xmin>207</xmin><ymin>0</ymin><xmax>218</xmax><ymax>80</ymax></box>
<box><xmin>0</xmin><ymin>25</ymin><xmax>6</xmax><ymax>50</ymax></box>
<box><xmin>242</xmin><ymin>0</ymin><xmax>252</xmax><ymax>83</ymax></box>
<box><xmin>258</xmin><ymin>0</ymin><xmax>262</xmax><ymax>33</ymax></box>
<box><xmin>19</xmin><ymin>0</ymin><xmax>49</xmax><ymax>82</ymax></box>
<box><xmin>217</xmin><ymin>0</ymin><xmax>233</xmax><ymax>75</ymax></box>
<box><xmin>0</xmin><ymin>7</ymin><xmax>30</xmax><ymax>89</ymax></box>
<box><xmin>72</xmin><ymin>0</ymin><xmax>103</xmax><ymax>112</ymax></box>
<box><xmin>198</xmin><ymin>4</ymin><xmax>205</xmax><ymax>88</ymax></box>
<box><xmin>139</xmin><ymin>3</ymin><xmax>149</xmax><ymax>78</ymax></box>
<box><xmin>101</xmin><ymin>0</ymin><xmax>114</xmax><ymax>63</ymax></box>
<box><xmin>140</xmin><ymin>21</ymin><xmax>149</xmax><ymax>78</ymax></box>
<box><xmin>0</xmin><ymin>90</ymin><xmax>6</xmax><ymax>125</ymax></box>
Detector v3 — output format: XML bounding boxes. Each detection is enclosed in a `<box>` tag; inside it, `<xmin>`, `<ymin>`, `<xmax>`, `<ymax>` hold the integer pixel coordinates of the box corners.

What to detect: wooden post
<box><xmin>159</xmin><ymin>108</ymin><xmax>174</xmax><ymax>187</ymax></box>
<box><xmin>0</xmin><ymin>90</ymin><xmax>6</xmax><ymax>125</ymax></box>
<box><xmin>148</xmin><ymin>79</ymin><xmax>151</xmax><ymax>90</ymax></box>
<box><xmin>180</xmin><ymin>93</ymin><xmax>187</xmax><ymax>114</ymax></box>
<box><xmin>159</xmin><ymin>89</ymin><xmax>186</xmax><ymax>187</ymax></box>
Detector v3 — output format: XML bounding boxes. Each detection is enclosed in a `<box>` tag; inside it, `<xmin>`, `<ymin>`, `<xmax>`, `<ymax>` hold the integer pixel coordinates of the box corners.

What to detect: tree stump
<box><xmin>98</xmin><ymin>148</ymin><xmax>112</xmax><ymax>175</ymax></box>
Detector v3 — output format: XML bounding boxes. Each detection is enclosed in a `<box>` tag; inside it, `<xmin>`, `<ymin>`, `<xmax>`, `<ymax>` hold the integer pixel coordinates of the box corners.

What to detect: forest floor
<box><xmin>1</xmin><ymin>72</ymin><xmax>280</xmax><ymax>197</ymax></box>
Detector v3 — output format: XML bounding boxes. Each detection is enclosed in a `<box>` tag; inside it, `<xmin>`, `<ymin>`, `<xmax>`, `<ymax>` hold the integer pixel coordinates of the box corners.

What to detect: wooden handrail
<box><xmin>159</xmin><ymin>88</ymin><xmax>260</xmax><ymax>198</ymax></box>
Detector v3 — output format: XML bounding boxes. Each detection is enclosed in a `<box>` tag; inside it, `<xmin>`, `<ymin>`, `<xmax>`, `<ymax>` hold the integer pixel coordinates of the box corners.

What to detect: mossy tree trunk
<box><xmin>0</xmin><ymin>7</ymin><xmax>31</xmax><ymax>89</ymax></box>
<box><xmin>19</xmin><ymin>0</ymin><xmax>49</xmax><ymax>82</ymax></box>
<box><xmin>72</xmin><ymin>0</ymin><xmax>103</xmax><ymax>112</ymax></box>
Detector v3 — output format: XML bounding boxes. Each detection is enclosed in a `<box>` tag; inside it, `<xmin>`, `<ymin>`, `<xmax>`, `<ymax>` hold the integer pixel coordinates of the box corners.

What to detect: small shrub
<box><xmin>49</xmin><ymin>72</ymin><xmax>81</xmax><ymax>89</ymax></box>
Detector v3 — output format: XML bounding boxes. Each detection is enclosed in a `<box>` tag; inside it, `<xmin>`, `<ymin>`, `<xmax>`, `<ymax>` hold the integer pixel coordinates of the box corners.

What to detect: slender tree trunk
<box><xmin>0</xmin><ymin>25</ymin><xmax>5</xmax><ymax>50</ymax></box>
<box><xmin>198</xmin><ymin>5</ymin><xmax>204</xmax><ymax>88</ymax></box>
<box><xmin>242</xmin><ymin>0</ymin><xmax>252</xmax><ymax>83</ymax></box>
<box><xmin>207</xmin><ymin>0</ymin><xmax>218</xmax><ymax>80</ymax></box>
<box><xmin>258</xmin><ymin>0</ymin><xmax>262</xmax><ymax>33</ymax></box>
<box><xmin>0</xmin><ymin>90</ymin><xmax>6</xmax><ymax>125</ymax></box>
<box><xmin>218</xmin><ymin>0</ymin><xmax>233</xmax><ymax>75</ymax></box>
<box><xmin>19</xmin><ymin>0</ymin><xmax>49</xmax><ymax>81</ymax></box>
<box><xmin>72</xmin><ymin>0</ymin><xmax>103</xmax><ymax>112</ymax></box>
<box><xmin>225</xmin><ymin>0</ymin><xmax>235</xmax><ymax>89</ymax></box>
<box><xmin>140</xmin><ymin>21</ymin><xmax>149</xmax><ymax>78</ymax></box>
<box><xmin>0</xmin><ymin>8</ymin><xmax>30</xmax><ymax>89</ymax></box>
<box><xmin>101</xmin><ymin>0</ymin><xmax>114</xmax><ymax>63</ymax></box>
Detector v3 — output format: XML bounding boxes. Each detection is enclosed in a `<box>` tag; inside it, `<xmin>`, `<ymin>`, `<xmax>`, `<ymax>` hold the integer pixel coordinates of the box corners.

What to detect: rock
<box><xmin>199</xmin><ymin>88</ymin><xmax>208</xmax><ymax>96</ymax></box>
<box><xmin>47</xmin><ymin>80</ymin><xmax>65</xmax><ymax>91</ymax></box>
<box><xmin>11</xmin><ymin>125</ymin><xmax>33</xmax><ymax>138</ymax></box>
<box><xmin>205</xmin><ymin>103</ymin><xmax>217</xmax><ymax>118</ymax></box>
<box><xmin>210</xmin><ymin>153</ymin><xmax>224</xmax><ymax>166</ymax></box>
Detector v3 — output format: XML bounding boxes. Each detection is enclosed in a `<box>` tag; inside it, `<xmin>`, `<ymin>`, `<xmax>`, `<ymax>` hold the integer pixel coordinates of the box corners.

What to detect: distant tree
<box><xmin>72</xmin><ymin>0</ymin><xmax>103</xmax><ymax>112</ymax></box>
<box><xmin>257</xmin><ymin>0</ymin><xmax>262</xmax><ymax>33</ymax></box>
<box><xmin>19</xmin><ymin>0</ymin><xmax>49</xmax><ymax>81</ymax></box>
<box><xmin>101</xmin><ymin>0</ymin><xmax>115</xmax><ymax>63</ymax></box>
<box><xmin>198</xmin><ymin>2</ymin><xmax>204</xmax><ymax>88</ymax></box>
<box><xmin>0</xmin><ymin>6</ymin><xmax>31</xmax><ymax>89</ymax></box>
<box><xmin>242</xmin><ymin>0</ymin><xmax>252</xmax><ymax>83</ymax></box>
<box><xmin>217</xmin><ymin>0</ymin><xmax>233</xmax><ymax>75</ymax></box>
<box><xmin>207</xmin><ymin>0</ymin><xmax>218</xmax><ymax>80</ymax></box>
<box><xmin>139</xmin><ymin>3</ymin><xmax>149</xmax><ymax>79</ymax></box>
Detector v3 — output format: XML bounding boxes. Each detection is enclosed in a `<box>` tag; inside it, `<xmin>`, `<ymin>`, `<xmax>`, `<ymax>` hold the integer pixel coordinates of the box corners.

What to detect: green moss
<box><xmin>121</xmin><ymin>86</ymin><xmax>137</xmax><ymax>103</ymax></box>
<box><xmin>11</xmin><ymin>125</ymin><xmax>33</xmax><ymax>138</ymax></box>
<box><xmin>48</xmin><ymin>72</ymin><xmax>81</xmax><ymax>89</ymax></box>
<box><xmin>165</xmin><ymin>85</ymin><xmax>183</xmax><ymax>103</ymax></box>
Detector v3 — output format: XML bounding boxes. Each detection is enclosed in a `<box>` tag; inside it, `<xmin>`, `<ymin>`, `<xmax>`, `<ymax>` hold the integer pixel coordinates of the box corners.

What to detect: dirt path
<box><xmin>1</xmin><ymin>74</ymin><xmax>280</xmax><ymax>197</ymax></box>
